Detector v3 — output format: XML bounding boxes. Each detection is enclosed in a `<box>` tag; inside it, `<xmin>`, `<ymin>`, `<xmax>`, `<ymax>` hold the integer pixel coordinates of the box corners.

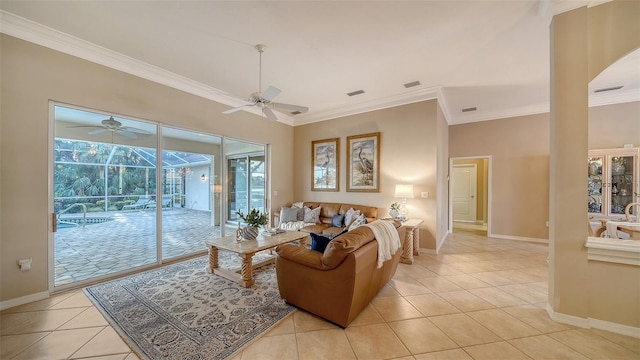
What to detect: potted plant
<box><xmin>389</xmin><ymin>202</ymin><xmax>400</xmax><ymax>219</ymax></box>
<box><xmin>236</xmin><ymin>209</ymin><xmax>269</xmax><ymax>239</ymax></box>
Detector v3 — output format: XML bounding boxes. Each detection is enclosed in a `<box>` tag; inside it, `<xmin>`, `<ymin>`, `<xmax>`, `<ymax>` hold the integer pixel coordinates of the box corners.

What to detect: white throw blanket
<box><xmin>364</xmin><ymin>220</ymin><xmax>402</xmax><ymax>268</ymax></box>
<box><xmin>279</xmin><ymin>221</ymin><xmax>316</xmax><ymax>231</ymax></box>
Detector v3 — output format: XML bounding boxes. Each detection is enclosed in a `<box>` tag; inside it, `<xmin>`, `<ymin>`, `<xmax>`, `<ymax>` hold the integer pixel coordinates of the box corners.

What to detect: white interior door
<box><xmin>453</xmin><ymin>164</ymin><xmax>477</xmax><ymax>222</ymax></box>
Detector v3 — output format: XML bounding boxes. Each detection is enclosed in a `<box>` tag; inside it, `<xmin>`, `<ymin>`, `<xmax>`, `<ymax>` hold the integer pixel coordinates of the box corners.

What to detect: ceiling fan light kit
<box><xmin>222</xmin><ymin>44</ymin><xmax>308</xmax><ymax>121</ymax></box>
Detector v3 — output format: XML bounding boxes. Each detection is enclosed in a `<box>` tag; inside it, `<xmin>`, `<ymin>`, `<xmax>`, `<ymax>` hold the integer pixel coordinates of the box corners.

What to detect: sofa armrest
<box><xmin>275</xmin><ymin>244</ymin><xmax>328</xmax><ymax>270</ymax></box>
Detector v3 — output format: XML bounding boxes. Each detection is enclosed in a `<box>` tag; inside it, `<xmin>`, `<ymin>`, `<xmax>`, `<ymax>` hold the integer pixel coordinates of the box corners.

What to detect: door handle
<box><xmin>52</xmin><ymin>213</ymin><xmax>57</xmax><ymax>233</ymax></box>
<box><xmin>470</xmin><ymin>195</ymin><xmax>475</xmax><ymax>198</ymax></box>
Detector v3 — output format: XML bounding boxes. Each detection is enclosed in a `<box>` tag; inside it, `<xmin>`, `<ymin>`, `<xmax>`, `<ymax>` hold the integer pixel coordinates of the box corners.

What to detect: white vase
<box><xmin>389</xmin><ymin>209</ymin><xmax>399</xmax><ymax>218</ymax></box>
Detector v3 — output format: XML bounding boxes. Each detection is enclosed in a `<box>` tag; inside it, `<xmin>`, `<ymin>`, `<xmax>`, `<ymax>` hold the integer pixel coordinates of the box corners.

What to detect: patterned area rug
<box><xmin>84</xmin><ymin>251</ymin><xmax>293</xmax><ymax>360</ymax></box>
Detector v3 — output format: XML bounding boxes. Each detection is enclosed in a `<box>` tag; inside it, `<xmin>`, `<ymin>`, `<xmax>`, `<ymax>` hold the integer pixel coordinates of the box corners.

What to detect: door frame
<box><xmin>449</xmin><ymin>156</ymin><xmax>492</xmax><ymax>235</ymax></box>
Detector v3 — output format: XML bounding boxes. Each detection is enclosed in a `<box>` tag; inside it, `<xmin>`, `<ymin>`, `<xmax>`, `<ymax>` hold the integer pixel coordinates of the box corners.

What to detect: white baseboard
<box><xmin>547</xmin><ymin>303</ymin><xmax>640</xmax><ymax>338</ymax></box>
<box><xmin>489</xmin><ymin>233</ymin><xmax>549</xmax><ymax>244</ymax></box>
<box><xmin>0</xmin><ymin>291</ymin><xmax>49</xmax><ymax>311</ymax></box>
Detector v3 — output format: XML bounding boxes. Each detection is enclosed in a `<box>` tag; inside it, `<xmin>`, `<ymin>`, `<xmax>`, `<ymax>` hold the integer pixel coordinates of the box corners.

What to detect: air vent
<box><xmin>461</xmin><ymin>107</ymin><xmax>477</xmax><ymax>112</ymax></box>
<box><xmin>594</xmin><ymin>85</ymin><xmax>623</xmax><ymax>93</ymax></box>
<box><xmin>290</xmin><ymin>111</ymin><xmax>302</xmax><ymax>115</ymax></box>
<box><xmin>347</xmin><ymin>90</ymin><xmax>365</xmax><ymax>97</ymax></box>
<box><xmin>404</xmin><ymin>81</ymin><xmax>421</xmax><ymax>88</ymax></box>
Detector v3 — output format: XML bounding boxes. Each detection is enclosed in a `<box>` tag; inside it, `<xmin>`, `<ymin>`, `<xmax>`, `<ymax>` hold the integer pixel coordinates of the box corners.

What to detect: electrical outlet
<box><xmin>421</xmin><ymin>192</ymin><xmax>429</xmax><ymax>198</ymax></box>
<box><xmin>18</xmin><ymin>258</ymin><xmax>32</xmax><ymax>271</ymax></box>
<box><xmin>545</xmin><ymin>221</ymin><xmax>549</xmax><ymax>227</ymax></box>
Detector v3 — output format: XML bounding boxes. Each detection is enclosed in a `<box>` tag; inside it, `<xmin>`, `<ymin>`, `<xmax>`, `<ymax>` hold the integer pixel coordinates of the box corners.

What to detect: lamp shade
<box><xmin>394</xmin><ymin>184</ymin><xmax>414</xmax><ymax>198</ymax></box>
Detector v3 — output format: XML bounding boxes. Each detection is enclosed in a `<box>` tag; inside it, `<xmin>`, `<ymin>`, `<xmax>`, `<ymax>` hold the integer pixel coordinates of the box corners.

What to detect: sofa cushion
<box><xmin>300</xmin><ymin>223</ymin><xmax>330</xmax><ymax>234</ymax></box>
<box><xmin>304</xmin><ymin>206</ymin><xmax>322</xmax><ymax>223</ymax></box>
<box><xmin>331</xmin><ymin>214</ymin><xmax>345</xmax><ymax>227</ymax></box>
<box><xmin>280</xmin><ymin>207</ymin><xmax>301</xmax><ymax>223</ymax></box>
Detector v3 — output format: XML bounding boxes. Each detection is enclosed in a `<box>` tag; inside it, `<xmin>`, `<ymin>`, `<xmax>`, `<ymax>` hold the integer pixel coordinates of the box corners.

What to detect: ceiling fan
<box><xmin>70</xmin><ymin>116</ymin><xmax>150</xmax><ymax>139</ymax></box>
<box><xmin>223</xmin><ymin>44</ymin><xmax>309</xmax><ymax>121</ymax></box>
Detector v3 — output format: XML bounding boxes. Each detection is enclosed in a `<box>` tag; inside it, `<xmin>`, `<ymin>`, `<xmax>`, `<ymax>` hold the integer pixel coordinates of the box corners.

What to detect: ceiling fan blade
<box><xmin>261</xmin><ymin>86</ymin><xmax>281</xmax><ymax>102</ymax></box>
<box><xmin>87</xmin><ymin>128</ymin><xmax>108</xmax><ymax>135</ymax></box>
<box><xmin>223</xmin><ymin>104</ymin><xmax>253</xmax><ymax>114</ymax></box>
<box><xmin>271</xmin><ymin>102</ymin><xmax>309</xmax><ymax>114</ymax></box>
<box><xmin>120</xmin><ymin>126</ymin><xmax>151</xmax><ymax>135</ymax></box>
<box><xmin>262</xmin><ymin>107</ymin><xmax>279</xmax><ymax>121</ymax></box>
<box><xmin>68</xmin><ymin>125</ymin><xmax>102</xmax><ymax>129</ymax></box>
<box><xmin>118</xmin><ymin>130</ymin><xmax>138</xmax><ymax>139</ymax></box>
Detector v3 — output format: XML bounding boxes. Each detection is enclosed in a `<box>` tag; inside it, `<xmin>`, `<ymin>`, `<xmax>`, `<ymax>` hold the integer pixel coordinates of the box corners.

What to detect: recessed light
<box><xmin>404</xmin><ymin>81</ymin><xmax>421</xmax><ymax>88</ymax></box>
<box><xmin>461</xmin><ymin>107</ymin><xmax>477</xmax><ymax>112</ymax></box>
<box><xmin>594</xmin><ymin>85</ymin><xmax>623</xmax><ymax>93</ymax></box>
<box><xmin>347</xmin><ymin>90</ymin><xmax>365</xmax><ymax>97</ymax></box>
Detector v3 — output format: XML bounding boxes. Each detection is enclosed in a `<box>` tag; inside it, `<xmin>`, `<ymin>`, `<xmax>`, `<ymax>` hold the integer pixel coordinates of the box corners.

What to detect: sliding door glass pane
<box><xmin>53</xmin><ymin>106</ymin><xmax>157</xmax><ymax>287</ymax></box>
<box><xmin>161</xmin><ymin>126</ymin><xmax>222</xmax><ymax>260</ymax></box>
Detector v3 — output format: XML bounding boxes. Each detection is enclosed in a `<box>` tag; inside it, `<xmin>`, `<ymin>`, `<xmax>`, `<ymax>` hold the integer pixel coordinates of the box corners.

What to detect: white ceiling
<box><xmin>1</xmin><ymin>0</ymin><xmax>637</xmax><ymax>126</ymax></box>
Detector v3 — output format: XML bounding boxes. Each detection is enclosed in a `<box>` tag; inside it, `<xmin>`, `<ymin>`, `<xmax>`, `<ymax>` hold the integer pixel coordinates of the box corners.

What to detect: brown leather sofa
<box><xmin>275</xmin><ymin>201</ymin><xmax>378</xmax><ymax>235</ymax></box>
<box><xmin>275</xmin><ymin>220</ymin><xmax>405</xmax><ymax>327</ymax></box>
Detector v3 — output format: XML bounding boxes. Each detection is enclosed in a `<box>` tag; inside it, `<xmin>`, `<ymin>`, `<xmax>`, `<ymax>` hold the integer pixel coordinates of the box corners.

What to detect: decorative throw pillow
<box><xmin>292</xmin><ymin>201</ymin><xmax>304</xmax><ymax>208</ymax></box>
<box><xmin>304</xmin><ymin>206</ymin><xmax>322</xmax><ymax>223</ymax></box>
<box><xmin>310</xmin><ymin>233</ymin><xmax>332</xmax><ymax>253</ymax></box>
<box><xmin>348</xmin><ymin>214</ymin><xmax>367</xmax><ymax>231</ymax></box>
<box><xmin>331</xmin><ymin>214</ymin><xmax>345</xmax><ymax>227</ymax></box>
<box><xmin>344</xmin><ymin>208</ymin><xmax>361</xmax><ymax>227</ymax></box>
<box><xmin>280</xmin><ymin>207</ymin><xmax>299</xmax><ymax>223</ymax></box>
<box><xmin>310</xmin><ymin>229</ymin><xmax>348</xmax><ymax>253</ymax></box>
<box><xmin>291</xmin><ymin>202</ymin><xmax>305</xmax><ymax>220</ymax></box>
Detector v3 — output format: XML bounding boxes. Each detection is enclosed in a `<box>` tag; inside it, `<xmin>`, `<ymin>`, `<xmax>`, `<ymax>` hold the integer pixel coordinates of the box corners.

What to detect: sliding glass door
<box><xmin>51</xmin><ymin>104</ymin><xmax>235</xmax><ymax>290</ymax></box>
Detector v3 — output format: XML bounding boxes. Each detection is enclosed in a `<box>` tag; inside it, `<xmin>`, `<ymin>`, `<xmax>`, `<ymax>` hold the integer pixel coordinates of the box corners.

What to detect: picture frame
<box><xmin>311</xmin><ymin>138</ymin><xmax>339</xmax><ymax>191</ymax></box>
<box><xmin>346</xmin><ymin>132</ymin><xmax>380</xmax><ymax>192</ymax></box>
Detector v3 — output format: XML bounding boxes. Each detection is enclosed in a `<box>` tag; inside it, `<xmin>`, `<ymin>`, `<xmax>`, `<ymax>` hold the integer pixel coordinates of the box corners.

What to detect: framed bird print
<box><xmin>311</xmin><ymin>138</ymin><xmax>339</xmax><ymax>191</ymax></box>
<box><xmin>346</xmin><ymin>132</ymin><xmax>380</xmax><ymax>192</ymax></box>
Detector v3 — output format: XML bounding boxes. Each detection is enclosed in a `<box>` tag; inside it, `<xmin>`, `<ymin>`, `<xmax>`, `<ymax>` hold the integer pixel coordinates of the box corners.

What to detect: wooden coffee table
<box><xmin>205</xmin><ymin>231</ymin><xmax>309</xmax><ymax>287</ymax></box>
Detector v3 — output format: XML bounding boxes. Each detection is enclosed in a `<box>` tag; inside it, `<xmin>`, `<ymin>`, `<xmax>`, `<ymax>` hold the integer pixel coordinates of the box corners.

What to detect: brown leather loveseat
<box><xmin>275</xmin><ymin>220</ymin><xmax>405</xmax><ymax>327</ymax></box>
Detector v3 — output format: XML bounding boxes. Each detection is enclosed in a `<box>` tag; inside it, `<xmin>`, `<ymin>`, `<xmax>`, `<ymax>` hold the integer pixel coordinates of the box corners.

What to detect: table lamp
<box><xmin>394</xmin><ymin>184</ymin><xmax>414</xmax><ymax>221</ymax></box>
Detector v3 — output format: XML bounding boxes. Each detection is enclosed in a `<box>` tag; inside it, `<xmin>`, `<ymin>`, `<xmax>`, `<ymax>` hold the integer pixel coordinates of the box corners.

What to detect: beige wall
<box><xmin>589</xmin><ymin>101</ymin><xmax>640</xmax><ymax>150</ymax></box>
<box><xmin>293</xmin><ymin>100</ymin><xmax>442</xmax><ymax>250</ymax></box>
<box><xmin>550</xmin><ymin>0</ymin><xmax>640</xmax><ymax>328</ymax></box>
<box><xmin>450</xmin><ymin>113</ymin><xmax>551</xmax><ymax>240</ymax></box>
<box><xmin>0</xmin><ymin>35</ymin><xmax>294</xmax><ymax>303</ymax></box>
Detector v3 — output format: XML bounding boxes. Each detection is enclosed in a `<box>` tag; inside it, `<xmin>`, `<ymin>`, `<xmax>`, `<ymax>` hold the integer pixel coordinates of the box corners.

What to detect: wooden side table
<box><xmin>400</xmin><ymin>218</ymin><xmax>423</xmax><ymax>264</ymax></box>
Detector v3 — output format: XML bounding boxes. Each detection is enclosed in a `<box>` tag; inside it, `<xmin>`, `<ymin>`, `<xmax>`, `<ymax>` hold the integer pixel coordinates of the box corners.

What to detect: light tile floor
<box><xmin>3</xmin><ymin>230</ymin><xmax>639</xmax><ymax>359</ymax></box>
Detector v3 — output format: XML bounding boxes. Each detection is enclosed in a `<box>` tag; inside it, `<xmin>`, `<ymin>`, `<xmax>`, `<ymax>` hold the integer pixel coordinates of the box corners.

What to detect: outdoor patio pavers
<box><xmin>54</xmin><ymin>208</ymin><xmax>231</xmax><ymax>286</ymax></box>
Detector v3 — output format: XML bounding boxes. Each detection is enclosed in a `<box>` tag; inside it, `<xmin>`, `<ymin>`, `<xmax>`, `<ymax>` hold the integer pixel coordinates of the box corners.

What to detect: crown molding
<box><xmin>589</xmin><ymin>88</ymin><xmax>640</xmax><ymax>108</ymax></box>
<box><xmin>293</xmin><ymin>85</ymin><xmax>444</xmax><ymax>126</ymax></box>
<box><xmin>448</xmin><ymin>101</ymin><xmax>550</xmax><ymax>125</ymax></box>
<box><xmin>0</xmin><ymin>10</ymin><xmax>296</xmax><ymax>126</ymax></box>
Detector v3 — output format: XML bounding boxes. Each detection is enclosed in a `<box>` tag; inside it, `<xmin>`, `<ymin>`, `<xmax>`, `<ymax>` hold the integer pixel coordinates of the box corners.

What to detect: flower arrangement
<box><xmin>236</xmin><ymin>209</ymin><xmax>269</xmax><ymax>228</ymax></box>
<box><xmin>390</xmin><ymin>202</ymin><xmax>400</xmax><ymax>211</ymax></box>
